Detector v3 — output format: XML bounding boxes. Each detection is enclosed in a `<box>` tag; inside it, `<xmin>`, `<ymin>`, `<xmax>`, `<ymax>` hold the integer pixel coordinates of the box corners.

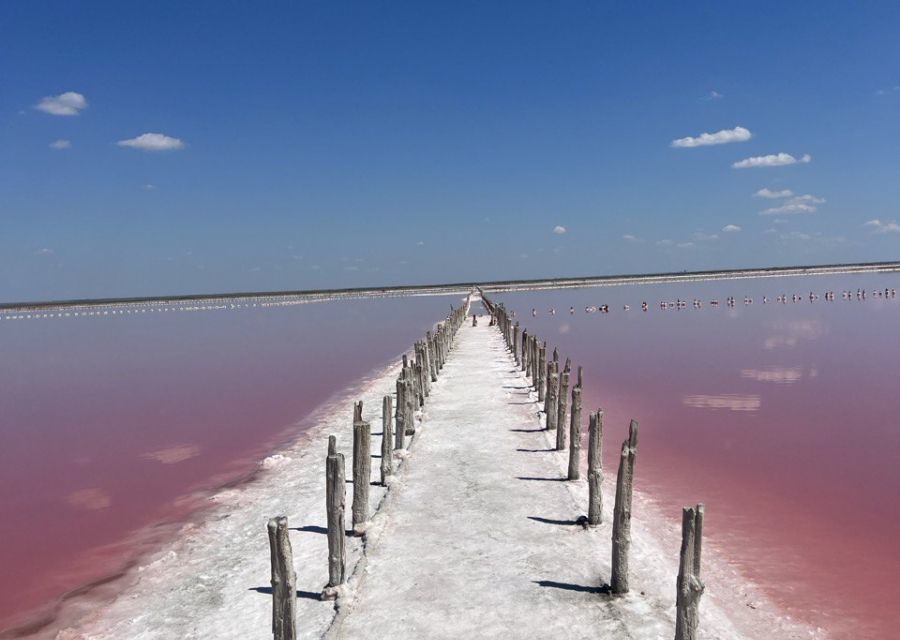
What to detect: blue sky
<box><xmin>2</xmin><ymin>1</ymin><xmax>899</xmax><ymax>301</ymax></box>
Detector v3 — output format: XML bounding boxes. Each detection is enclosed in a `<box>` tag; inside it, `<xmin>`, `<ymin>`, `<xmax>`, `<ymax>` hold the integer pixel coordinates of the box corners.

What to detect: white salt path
<box><xmin>68</xmin><ymin>310</ymin><xmax>820</xmax><ymax>640</ymax></box>
<box><xmin>330</xmin><ymin>317</ymin><xmax>760</xmax><ymax>640</ymax></box>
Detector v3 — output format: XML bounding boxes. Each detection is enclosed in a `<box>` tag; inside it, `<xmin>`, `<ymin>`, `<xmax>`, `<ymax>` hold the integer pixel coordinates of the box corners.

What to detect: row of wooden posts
<box><xmin>266</xmin><ymin>296</ymin><xmax>472</xmax><ymax>640</ymax></box>
<box><xmin>482</xmin><ymin>293</ymin><xmax>704</xmax><ymax>640</ymax></box>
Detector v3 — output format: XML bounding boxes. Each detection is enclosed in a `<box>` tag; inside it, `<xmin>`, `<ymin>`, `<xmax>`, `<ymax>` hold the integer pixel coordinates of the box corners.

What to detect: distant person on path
<box><xmin>472</xmin><ymin>313</ymin><xmax>477</xmax><ymax>326</ymax></box>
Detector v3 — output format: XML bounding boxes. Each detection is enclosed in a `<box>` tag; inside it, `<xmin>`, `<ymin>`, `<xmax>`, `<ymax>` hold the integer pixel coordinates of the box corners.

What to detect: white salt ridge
<box><xmin>62</xmin><ymin>315</ymin><xmax>822</xmax><ymax>639</ymax></box>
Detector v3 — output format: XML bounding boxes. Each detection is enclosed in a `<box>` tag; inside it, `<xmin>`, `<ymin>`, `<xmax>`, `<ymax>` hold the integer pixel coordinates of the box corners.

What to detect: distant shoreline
<box><xmin>3</xmin><ymin>259</ymin><xmax>899</xmax><ymax>312</ymax></box>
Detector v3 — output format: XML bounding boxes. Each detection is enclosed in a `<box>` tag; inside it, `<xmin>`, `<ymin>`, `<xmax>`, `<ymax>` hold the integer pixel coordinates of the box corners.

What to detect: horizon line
<box><xmin>3</xmin><ymin>259</ymin><xmax>899</xmax><ymax>312</ymax></box>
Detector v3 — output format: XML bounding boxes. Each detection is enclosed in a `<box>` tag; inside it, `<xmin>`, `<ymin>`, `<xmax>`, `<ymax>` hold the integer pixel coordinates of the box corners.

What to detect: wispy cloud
<box><xmin>864</xmin><ymin>219</ymin><xmax>900</xmax><ymax>234</ymax></box>
<box><xmin>117</xmin><ymin>132</ymin><xmax>185</xmax><ymax>151</ymax></box>
<box><xmin>692</xmin><ymin>231</ymin><xmax>719</xmax><ymax>241</ymax></box>
<box><xmin>733</xmin><ymin>153</ymin><xmax>811</xmax><ymax>169</ymax></box>
<box><xmin>875</xmin><ymin>86</ymin><xmax>900</xmax><ymax>97</ymax></box>
<box><xmin>754</xmin><ymin>188</ymin><xmax>794</xmax><ymax>199</ymax></box>
<box><xmin>701</xmin><ymin>90</ymin><xmax>724</xmax><ymax>101</ymax></box>
<box><xmin>676</xmin><ymin>241</ymin><xmax>695</xmax><ymax>248</ymax></box>
<box><xmin>671</xmin><ymin>126</ymin><xmax>751</xmax><ymax>148</ymax></box>
<box><xmin>741</xmin><ymin>367</ymin><xmax>804</xmax><ymax>385</ymax></box>
<box><xmin>683</xmin><ymin>394</ymin><xmax>761</xmax><ymax>412</ymax></box>
<box><xmin>49</xmin><ymin>139</ymin><xmax>71</xmax><ymax>150</ymax></box>
<box><xmin>553</xmin><ymin>225</ymin><xmax>566</xmax><ymax>235</ymax></box>
<box><xmin>35</xmin><ymin>247</ymin><xmax>54</xmax><ymax>256</ymax></box>
<box><xmin>760</xmin><ymin>194</ymin><xmax>825</xmax><ymax>215</ymax></box>
<box><xmin>722</xmin><ymin>224</ymin><xmax>742</xmax><ymax>233</ymax></box>
<box><xmin>35</xmin><ymin>91</ymin><xmax>87</xmax><ymax>116</ymax></box>
<box><xmin>142</xmin><ymin>183</ymin><xmax>157</xmax><ymax>191</ymax></box>
<box><xmin>622</xmin><ymin>234</ymin><xmax>642</xmax><ymax>243</ymax></box>
<box><xmin>656</xmin><ymin>239</ymin><xmax>674</xmax><ymax>247</ymax></box>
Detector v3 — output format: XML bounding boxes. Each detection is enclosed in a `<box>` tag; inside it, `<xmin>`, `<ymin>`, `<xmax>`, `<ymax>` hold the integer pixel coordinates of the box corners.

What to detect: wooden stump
<box><xmin>567</xmin><ymin>386</ymin><xmax>582</xmax><ymax>478</ymax></box>
<box><xmin>546</xmin><ymin>371</ymin><xmax>559</xmax><ymax>431</ymax></box>
<box><xmin>611</xmin><ymin>420</ymin><xmax>638</xmax><ymax>594</ymax></box>
<box><xmin>267</xmin><ymin>516</ymin><xmax>297</xmax><ymax>640</ymax></box>
<box><xmin>352</xmin><ymin>419</ymin><xmax>371</xmax><ymax>535</ymax></box>
<box><xmin>537</xmin><ymin>347</ymin><xmax>546</xmax><ymax>402</ymax></box>
<box><xmin>587</xmin><ymin>411</ymin><xmax>604</xmax><ymax>525</ymax></box>
<box><xmin>352</xmin><ymin>401</ymin><xmax>363</xmax><ymax>424</ymax></box>
<box><xmin>380</xmin><ymin>395</ymin><xmax>393</xmax><ymax>485</ymax></box>
<box><xmin>675</xmin><ymin>505</ymin><xmax>705</xmax><ymax>640</ymax></box>
<box><xmin>324</xmin><ymin>443</ymin><xmax>346</xmax><ymax>599</ymax></box>
<box><xmin>394</xmin><ymin>377</ymin><xmax>406</xmax><ymax>450</ymax></box>
<box><xmin>555</xmin><ymin>371</ymin><xmax>570</xmax><ymax>450</ymax></box>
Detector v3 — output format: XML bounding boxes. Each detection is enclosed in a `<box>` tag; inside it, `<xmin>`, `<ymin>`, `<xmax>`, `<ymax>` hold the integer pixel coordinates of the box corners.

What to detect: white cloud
<box><xmin>692</xmin><ymin>232</ymin><xmax>719</xmax><ymax>241</ymax></box>
<box><xmin>49</xmin><ymin>139</ymin><xmax>71</xmax><ymax>150</ymax></box>
<box><xmin>117</xmin><ymin>133</ymin><xmax>185</xmax><ymax>151</ymax></box>
<box><xmin>622</xmin><ymin>234</ymin><xmax>642</xmax><ymax>242</ymax></box>
<box><xmin>683</xmin><ymin>394</ymin><xmax>761</xmax><ymax>412</ymax></box>
<box><xmin>741</xmin><ymin>367</ymin><xmax>804</xmax><ymax>385</ymax></box>
<box><xmin>671</xmin><ymin>126</ymin><xmax>751</xmax><ymax>148</ymax></box>
<box><xmin>676</xmin><ymin>241</ymin><xmax>695</xmax><ymax>248</ymax></box>
<box><xmin>733</xmin><ymin>153</ymin><xmax>811</xmax><ymax>169</ymax></box>
<box><xmin>416</xmin><ymin>240</ymin><xmax>425</xmax><ymax>246</ymax></box>
<box><xmin>754</xmin><ymin>188</ymin><xmax>794</xmax><ymax>199</ymax></box>
<box><xmin>35</xmin><ymin>247</ymin><xmax>54</xmax><ymax>256</ymax></box>
<box><xmin>760</xmin><ymin>194</ymin><xmax>825</xmax><ymax>215</ymax></box>
<box><xmin>722</xmin><ymin>224</ymin><xmax>742</xmax><ymax>233</ymax></box>
<box><xmin>142</xmin><ymin>184</ymin><xmax>157</xmax><ymax>191</ymax></box>
<box><xmin>702</xmin><ymin>90</ymin><xmax>724</xmax><ymax>101</ymax></box>
<box><xmin>864</xmin><ymin>219</ymin><xmax>900</xmax><ymax>234</ymax></box>
<box><xmin>779</xmin><ymin>231</ymin><xmax>813</xmax><ymax>241</ymax></box>
<box><xmin>35</xmin><ymin>91</ymin><xmax>87</xmax><ymax>116</ymax></box>
<box><xmin>553</xmin><ymin>225</ymin><xmax>566</xmax><ymax>235</ymax></box>
<box><xmin>875</xmin><ymin>86</ymin><xmax>900</xmax><ymax>97</ymax></box>
<box><xmin>656</xmin><ymin>239</ymin><xmax>674</xmax><ymax>247</ymax></box>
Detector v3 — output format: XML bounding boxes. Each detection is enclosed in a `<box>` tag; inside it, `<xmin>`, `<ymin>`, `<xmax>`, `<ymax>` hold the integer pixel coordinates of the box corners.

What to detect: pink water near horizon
<box><xmin>0</xmin><ymin>294</ymin><xmax>460</xmax><ymax>636</ymax></box>
<box><xmin>493</xmin><ymin>274</ymin><xmax>900</xmax><ymax>640</ymax></box>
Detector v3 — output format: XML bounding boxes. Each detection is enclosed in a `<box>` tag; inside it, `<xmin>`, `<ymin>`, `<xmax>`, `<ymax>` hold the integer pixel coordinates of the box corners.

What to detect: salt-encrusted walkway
<box><xmin>331</xmin><ymin>318</ymin><xmax>657</xmax><ymax>639</ymax></box>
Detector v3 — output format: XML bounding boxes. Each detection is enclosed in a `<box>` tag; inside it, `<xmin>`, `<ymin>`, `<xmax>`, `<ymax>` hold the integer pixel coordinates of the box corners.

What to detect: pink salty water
<box><xmin>494</xmin><ymin>274</ymin><xmax>900</xmax><ymax>640</ymax></box>
<box><xmin>0</xmin><ymin>294</ymin><xmax>459</xmax><ymax>636</ymax></box>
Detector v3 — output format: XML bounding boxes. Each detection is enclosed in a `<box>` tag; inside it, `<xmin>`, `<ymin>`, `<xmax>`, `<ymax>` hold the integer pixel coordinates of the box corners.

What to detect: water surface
<box><xmin>0</xmin><ymin>294</ymin><xmax>459</xmax><ymax>635</ymax></box>
<box><xmin>493</xmin><ymin>274</ymin><xmax>899</xmax><ymax>639</ymax></box>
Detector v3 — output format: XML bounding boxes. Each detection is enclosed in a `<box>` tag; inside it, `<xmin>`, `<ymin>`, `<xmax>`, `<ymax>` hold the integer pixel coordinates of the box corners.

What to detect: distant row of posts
<box><xmin>266</xmin><ymin>297</ymin><xmax>471</xmax><ymax>639</ymax></box>
<box><xmin>484</xmin><ymin>292</ymin><xmax>704</xmax><ymax>640</ymax></box>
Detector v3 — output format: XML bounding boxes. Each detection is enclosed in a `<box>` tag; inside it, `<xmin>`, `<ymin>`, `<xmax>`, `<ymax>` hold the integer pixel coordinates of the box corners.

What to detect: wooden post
<box><xmin>611</xmin><ymin>420</ymin><xmax>638</xmax><ymax>594</ymax></box>
<box><xmin>352</xmin><ymin>401</ymin><xmax>363</xmax><ymax>424</ymax></box>
<box><xmin>567</xmin><ymin>386</ymin><xmax>582</xmax><ymax>478</ymax></box>
<box><xmin>587</xmin><ymin>411</ymin><xmax>604</xmax><ymax>525</ymax></box>
<box><xmin>404</xmin><ymin>375</ymin><xmax>416</xmax><ymax>435</ymax></box>
<box><xmin>521</xmin><ymin>330</ymin><xmax>528</xmax><ymax>371</ymax></box>
<box><xmin>675</xmin><ymin>505</ymin><xmax>705</xmax><ymax>640</ymax></box>
<box><xmin>324</xmin><ymin>437</ymin><xmax>345</xmax><ymax>599</ymax></box>
<box><xmin>537</xmin><ymin>347</ymin><xmax>546</xmax><ymax>402</ymax></box>
<box><xmin>546</xmin><ymin>371</ymin><xmax>559</xmax><ymax>431</ymax></box>
<box><xmin>394</xmin><ymin>377</ymin><xmax>406</xmax><ymax>450</ymax></box>
<box><xmin>267</xmin><ymin>516</ymin><xmax>297</xmax><ymax>640</ymax></box>
<box><xmin>380</xmin><ymin>395</ymin><xmax>393</xmax><ymax>485</ymax></box>
<box><xmin>556</xmin><ymin>371</ymin><xmax>570</xmax><ymax>450</ymax></box>
<box><xmin>352</xmin><ymin>419</ymin><xmax>370</xmax><ymax>535</ymax></box>
<box><xmin>427</xmin><ymin>331</ymin><xmax>437</xmax><ymax>382</ymax></box>
<box><xmin>512</xmin><ymin>324</ymin><xmax>519</xmax><ymax>364</ymax></box>
<box><xmin>577</xmin><ymin>365</ymin><xmax>583</xmax><ymax>389</ymax></box>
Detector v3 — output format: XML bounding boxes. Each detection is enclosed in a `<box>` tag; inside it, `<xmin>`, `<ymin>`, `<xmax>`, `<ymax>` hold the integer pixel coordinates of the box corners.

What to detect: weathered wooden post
<box><xmin>546</xmin><ymin>371</ymin><xmax>559</xmax><ymax>431</ymax></box>
<box><xmin>611</xmin><ymin>420</ymin><xmax>638</xmax><ymax>594</ymax></box>
<box><xmin>381</xmin><ymin>395</ymin><xmax>393</xmax><ymax>485</ymax></box>
<box><xmin>352</xmin><ymin>419</ymin><xmax>370</xmax><ymax>535</ymax></box>
<box><xmin>512</xmin><ymin>324</ymin><xmax>519</xmax><ymax>364</ymax></box>
<box><xmin>323</xmin><ymin>436</ymin><xmax>345</xmax><ymax>599</ymax></box>
<box><xmin>427</xmin><ymin>331</ymin><xmax>437</xmax><ymax>382</ymax></box>
<box><xmin>267</xmin><ymin>516</ymin><xmax>297</xmax><ymax>640</ymax></box>
<box><xmin>675</xmin><ymin>504</ymin><xmax>705</xmax><ymax>640</ymax></box>
<box><xmin>394</xmin><ymin>376</ymin><xmax>406</xmax><ymax>450</ymax></box>
<box><xmin>521</xmin><ymin>329</ymin><xmax>528</xmax><ymax>371</ymax></box>
<box><xmin>404</xmin><ymin>374</ymin><xmax>416</xmax><ymax>436</ymax></box>
<box><xmin>567</xmin><ymin>386</ymin><xmax>582</xmax><ymax>478</ymax></box>
<box><xmin>587</xmin><ymin>410</ymin><xmax>604</xmax><ymax>525</ymax></box>
<box><xmin>537</xmin><ymin>346</ymin><xmax>546</xmax><ymax>402</ymax></box>
<box><xmin>577</xmin><ymin>365</ymin><xmax>583</xmax><ymax>389</ymax></box>
<box><xmin>353</xmin><ymin>400</ymin><xmax>363</xmax><ymax>424</ymax></box>
<box><xmin>556</xmin><ymin>371</ymin><xmax>570</xmax><ymax>450</ymax></box>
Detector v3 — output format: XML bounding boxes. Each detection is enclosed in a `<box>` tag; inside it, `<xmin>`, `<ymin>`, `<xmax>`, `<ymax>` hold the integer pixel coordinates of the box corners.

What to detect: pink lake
<box><xmin>492</xmin><ymin>274</ymin><xmax>900</xmax><ymax>640</ymax></box>
<box><xmin>0</xmin><ymin>294</ymin><xmax>460</xmax><ymax>636</ymax></box>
